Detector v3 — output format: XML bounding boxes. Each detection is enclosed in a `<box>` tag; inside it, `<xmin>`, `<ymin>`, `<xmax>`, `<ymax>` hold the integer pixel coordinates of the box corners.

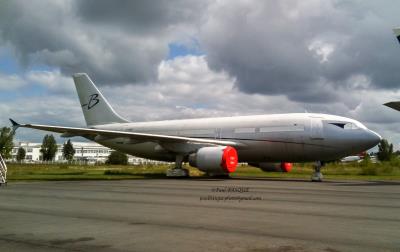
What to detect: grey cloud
<box><xmin>3</xmin><ymin>0</ymin><xmax>400</xmax><ymax>147</ymax></box>
<box><xmin>3</xmin><ymin>0</ymin><xmax>400</xmax><ymax>101</ymax></box>
<box><xmin>76</xmin><ymin>0</ymin><xmax>207</xmax><ymax>35</ymax></box>
<box><xmin>200</xmin><ymin>0</ymin><xmax>400</xmax><ymax>103</ymax></box>
<box><xmin>0</xmin><ymin>0</ymin><xmax>204</xmax><ymax>85</ymax></box>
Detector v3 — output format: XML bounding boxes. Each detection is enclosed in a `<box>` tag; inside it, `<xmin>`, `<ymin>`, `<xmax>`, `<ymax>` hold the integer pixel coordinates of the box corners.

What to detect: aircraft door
<box><xmin>310</xmin><ymin>117</ymin><xmax>324</xmax><ymax>140</ymax></box>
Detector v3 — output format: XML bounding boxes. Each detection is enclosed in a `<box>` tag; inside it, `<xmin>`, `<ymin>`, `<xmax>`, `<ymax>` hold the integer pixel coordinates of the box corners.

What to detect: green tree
<box><xmin>40</xmin><ymin>134</ymin><xmax>58</xmax><ymax>161</ymax></box>
<box><xmin>0</xmin><ymin>127</ymin><xmax>14</xmax><ymax>159</ymax></box>
<box><xmin>16</xmin><ymin>147</ymin><xmax>26</xmax><ymax>161</ymax></box>
<box><xmin>62</xmin><ymin>139</ymin><xmax>75</xmax><ymax>161</ymax></box>
<box><xmin>377</xmin><ymin>139</ymin><xmax>393</xmax><ymax>161</ymax></box>
<box><xmin>107</xmin><ymin>151</ymin><xmax>128</xmax><ymax>165</ymax></box>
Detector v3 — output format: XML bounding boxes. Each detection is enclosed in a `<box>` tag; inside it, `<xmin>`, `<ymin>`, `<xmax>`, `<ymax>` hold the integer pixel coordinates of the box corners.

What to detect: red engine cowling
<box><xmin>249</xmin><ymin>162</ymin><xmax>292</xmax><ymax>172</ymax></box>
<box><xmin>281</xmin><ymin>162</ymin><xmax>292</xmax><ymax>172</ymax></box>
<box><xmin>189</xmin><ymin>146</ymin><xmax>238</xmax><ymax>174</ymax></box>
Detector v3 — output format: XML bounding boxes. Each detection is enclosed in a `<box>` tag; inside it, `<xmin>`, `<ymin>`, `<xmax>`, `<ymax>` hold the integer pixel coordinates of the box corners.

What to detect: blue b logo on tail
<box><xmin>82</xmin><ymin>94</ymin><xmax>100</xmax><ymax>110</ymax></box>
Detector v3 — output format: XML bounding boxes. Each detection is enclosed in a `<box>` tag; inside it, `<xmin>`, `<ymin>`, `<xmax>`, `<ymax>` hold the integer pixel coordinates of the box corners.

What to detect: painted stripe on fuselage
<box><xmin>117</xmin><ymin>137</ymin><xmax>331</xmax><ymax>149</ymax></box>
<box><xmin>181</xmin><ymin>136</ymin><xmax>334</xmax><ymax>148</ymax></box>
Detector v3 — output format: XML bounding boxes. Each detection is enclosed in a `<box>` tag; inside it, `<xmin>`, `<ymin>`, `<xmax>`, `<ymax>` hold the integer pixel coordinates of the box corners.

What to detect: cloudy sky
<box><xmin>1</xmin><ymin>0</ymin><xmax>400</xmax><ymax>148</ymax></box>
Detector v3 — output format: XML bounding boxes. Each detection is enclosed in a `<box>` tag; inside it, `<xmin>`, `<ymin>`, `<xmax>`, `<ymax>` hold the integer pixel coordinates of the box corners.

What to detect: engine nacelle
<box><xmin>189</xmin><ymin>146</ymin><xmax>238</xmax><ymax>174</ymax></box>
<box><xmin>249</xmin><ymin>162</ymin><xmax>292</xmax><ymax>172</ymax></box>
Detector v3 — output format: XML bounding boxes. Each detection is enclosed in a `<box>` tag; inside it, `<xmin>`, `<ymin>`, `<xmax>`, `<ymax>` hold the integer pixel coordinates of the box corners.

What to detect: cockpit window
<box><xmin>329</xmin><ymin>122</ymin><xmax>360</xmax><ymax>130</ymax></box>
<box><xmin>343</xmin><ymin>123</ymin><xmax>359</xmax><ymax>130</ymax></box>
<box><xmin>329</xmin><ymin>123</ymin><xmax>345</xmax><ymax>128</ymax></box>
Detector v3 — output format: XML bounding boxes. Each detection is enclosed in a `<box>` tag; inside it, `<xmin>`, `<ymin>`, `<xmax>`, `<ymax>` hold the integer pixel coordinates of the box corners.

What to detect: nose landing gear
<box><xmin>311</xmin><ymin>161</ymin><xmax>324</xmax><ymax>182</ymax></box>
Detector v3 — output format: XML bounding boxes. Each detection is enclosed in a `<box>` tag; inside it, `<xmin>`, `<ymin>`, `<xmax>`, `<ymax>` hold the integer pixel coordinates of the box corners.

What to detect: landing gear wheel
<box><xmin>166</xmin><ymin>154</ymin><xmax>189</xmax><ymax>178</ymax></box>
<box><xmin>166</xmin><ymin>168</ymin><xmax>189</xmax><ymax>178</ymax></box>
<box><xmin>311</xmin><ymin>171</ymin><xmax>323</xmax><ymax>182</ymax></box>
<box><xmin>311</xmin><ymin>161</ymin><xmax>324</xmax><ymax>182</ymax></box>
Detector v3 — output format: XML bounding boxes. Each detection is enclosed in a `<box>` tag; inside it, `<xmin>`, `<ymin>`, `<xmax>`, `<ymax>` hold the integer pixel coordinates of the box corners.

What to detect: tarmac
<box><xmin>0</xmin><ymin>178</ymin><xmax>399</xmax><ymax>252</ymax></box>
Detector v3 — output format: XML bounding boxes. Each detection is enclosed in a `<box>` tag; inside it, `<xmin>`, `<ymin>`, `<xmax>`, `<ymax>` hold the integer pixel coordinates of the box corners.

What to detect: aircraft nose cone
<box><xmin>367</xmin><ymin>130</ymin><xmax>382</xmax><ymax>147</ymax></box>
<box><xmin>370</xmin><ymin>130</ymin><xmax>382</xmax><ymax>142</ymax></box>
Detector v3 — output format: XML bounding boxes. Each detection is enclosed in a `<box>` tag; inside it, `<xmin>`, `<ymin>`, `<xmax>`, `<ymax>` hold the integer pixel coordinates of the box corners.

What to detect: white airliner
<box><xmin>10</xmin><ymin>73</ymin><xmax>381</xmax><ymax>181</ymax></box>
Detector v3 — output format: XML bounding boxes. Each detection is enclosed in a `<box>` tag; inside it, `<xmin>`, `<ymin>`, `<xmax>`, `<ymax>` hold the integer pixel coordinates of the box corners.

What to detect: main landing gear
<box><xmin>311</xmin><ymin>161</ymin><xmax>324</xmax><ymax>182</ymax></box>
<box><xmin>166</xmin><ymin>154</ymin><xmax>189</xmax><ymax>178</ymax></box>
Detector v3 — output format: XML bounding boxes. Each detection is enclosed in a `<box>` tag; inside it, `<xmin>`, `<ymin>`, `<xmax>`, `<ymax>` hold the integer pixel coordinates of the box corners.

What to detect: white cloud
<box><xmin>26</xmin><ymin>70</ymin><xmax>75</xmax><ymax>94</ymax></box>
<box><xmin>308</xmin><ymin>40</ymin><xmax>335</xmax><ymax>63</ymax></box>
<box><xmin>0</xmin><ymin>69</ymin><xmax>75</xmax><ymax>94</ymax></box>
<box><xmin>0</xmin><ymin>73</ymin><xmax>26</xmax><ymax>90</ymax></box>
<box><xmin>102</xmin><ymin>56</ymin><xmax>301</xmax><ymax>122</ymax></box>
<box><xmin>1</xmin><ymin>55</ymin><xmax>400</xmax><ymax>149</ymax></box>
<box><xmin>1</xmin><ymin>93</ymin><xmax>84</xmax><ymax>143</ymax></box>
<box><xmin>103</xmin><ymin>56</ymin><xmax>400</xmax><ymax>149</ymax></box>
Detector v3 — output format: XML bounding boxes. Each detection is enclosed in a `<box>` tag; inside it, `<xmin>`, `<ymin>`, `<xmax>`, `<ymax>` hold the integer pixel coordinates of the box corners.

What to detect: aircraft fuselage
<box><xmin>93</xmin><ymin>113</ymin><xmax>381</xmax><ymax>163</ymax></box>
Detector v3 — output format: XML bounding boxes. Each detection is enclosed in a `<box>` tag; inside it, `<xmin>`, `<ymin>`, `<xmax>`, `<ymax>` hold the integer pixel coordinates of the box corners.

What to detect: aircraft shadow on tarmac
<box><xmin>332</xmin><ymin>180</ymin><xmax>400</xmax><ymax>186</ymax></box>
<box><xmin>231</xmin><ymin>177</ymin><xmax>400</xmax><ymax>186</ymax></box>
<box><xmin>161</xmin><ymin>175</ymin><xmax>324</xmax><ymax>183</ymax></box>
<box><xmin>147</xmin><ymin>174</ymin><xmax>400</xmax><ymax>186</ymax></box>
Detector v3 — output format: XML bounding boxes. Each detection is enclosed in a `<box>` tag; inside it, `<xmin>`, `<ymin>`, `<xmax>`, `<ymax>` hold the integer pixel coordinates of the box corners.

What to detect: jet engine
<box><xmin>189</xmin><ymin>146</ymin><xmax>238</xmax><ymax>174</ymax></box>
<box><xmin>249</xmin><ymin>162</ymin><xmax>293</xmax><ymax>172</ymax></box>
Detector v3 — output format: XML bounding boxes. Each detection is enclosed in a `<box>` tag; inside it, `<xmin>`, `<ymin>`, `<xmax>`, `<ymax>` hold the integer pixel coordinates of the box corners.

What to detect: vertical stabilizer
<box><xmin>73</xmin><ymin>73</ymin><xmax>129</xmax><ymax>126</ymax></box>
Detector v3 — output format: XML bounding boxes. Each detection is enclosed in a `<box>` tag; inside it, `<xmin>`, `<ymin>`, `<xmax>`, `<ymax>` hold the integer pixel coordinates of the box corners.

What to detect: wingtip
<box><xmin>9</xmin><ymin>118</ymin><xmax>21</xmax><ymax>134</ymax></box>
<box><xmin>9</xmin><ymin>118</ymin><xmax>19</xmax><ymax>126</ymax></box>
<box><xmin>383</xmin><ymin>101</ymin><xmax>400</xmax><ymax>112</ymax></box>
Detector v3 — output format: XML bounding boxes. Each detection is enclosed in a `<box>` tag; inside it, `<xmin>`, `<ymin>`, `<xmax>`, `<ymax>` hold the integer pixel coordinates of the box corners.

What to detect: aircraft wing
<box><xmin>9</xmin><ymin>119</ymin><xmax>241</xmax><ymax>147</ymax></box>
<box><xmin>384</xmin><ymin>101</ymin><xmax>400</xmax><ymax>112</ymax></box>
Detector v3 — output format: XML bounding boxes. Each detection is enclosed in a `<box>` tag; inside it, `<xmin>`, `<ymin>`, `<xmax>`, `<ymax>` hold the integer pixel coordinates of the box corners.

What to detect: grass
<box><xmin>4</xmin><ymin>159</ymin><xmax>400</xmax><ymax>181</ymax></box>
<box><xmin>5</xmin><ymin>163</ymin><xmax>203</xmax><ymax>181</ymax></box>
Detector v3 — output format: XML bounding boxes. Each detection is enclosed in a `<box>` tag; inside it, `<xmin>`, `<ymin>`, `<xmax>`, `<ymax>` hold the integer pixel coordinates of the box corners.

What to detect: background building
<box><xmin>11</xmin><ymin>141</ymin><xmax>166</xmax><ymax>165</ymax></box>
